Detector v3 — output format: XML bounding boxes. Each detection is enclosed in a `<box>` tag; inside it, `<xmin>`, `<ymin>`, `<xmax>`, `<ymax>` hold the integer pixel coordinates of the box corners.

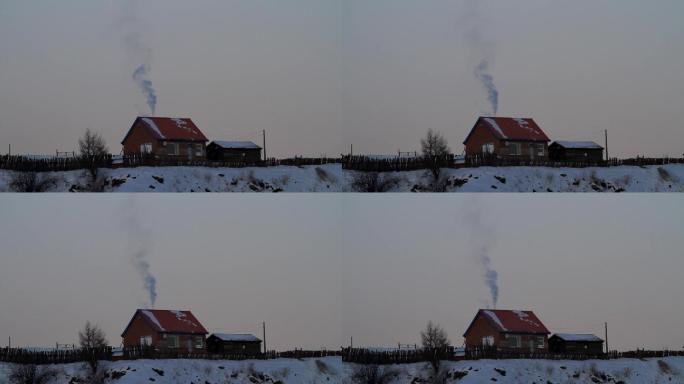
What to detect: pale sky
<box><xmin>1</xmin><ymin>1</ymin><xmax>683</xmax><ymax>158</ymax></box>
<box><xmin>0</xmin><ymin>195</ymin><xmax>682</xmax><ymax>351</ymax></box>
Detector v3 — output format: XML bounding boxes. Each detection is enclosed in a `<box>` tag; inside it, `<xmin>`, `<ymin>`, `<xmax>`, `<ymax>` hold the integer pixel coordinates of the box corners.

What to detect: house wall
<box><xmin>464</xmin><ymin>121</ymin><xmax>549</xmax><ymax>160</ymax></box>
<box><xmin>549</xmin><ymin>147</ymin><xmax>603</xmax><ymax>162</ymax></box>
<box><xmin>122</xmin><ymin>313</ymin><xmax>206</xmax><ymax>352</ymax></box>
<box><xmin>122</xmin><ymin>120</ymin><xmax>207</xmax><ymax>160</ymax></box>
<box><xmin>549</xmin><ymin>339</ymin><xmax>603</xmax><ymax>354</ymax></box>
<box><xmin>206</xmin><ymin>338</ymin><xmax>261</xmax><ymax>354</ymax></box>
<box><xmin>464</xmin><ymin>314</ymin><xmax>548</xmax><ymax>352</ymax></box>
<box><xmin>206</xmin><ymin>146</ymin><xmax>262</xmax><ymax>162</ymax></box>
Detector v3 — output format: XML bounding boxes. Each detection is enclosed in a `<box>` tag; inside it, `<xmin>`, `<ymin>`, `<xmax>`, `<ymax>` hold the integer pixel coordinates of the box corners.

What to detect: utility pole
<box><xmin>350</xmin><ymin>336</ymin><xmax>353</xmax><ymax>349</ymax></box>
<box><xmin>350</xmin><ymin>144</ymin><xmax>353</xmax><ymax>157</ymax></box>
<box><xmin>262</xmin><ymin>321</ymin><xmax>266</xmax><ymax>354</ymax></box>
<box><xmin>605</xmin><ymin>130</ymin><xmax>608</xmax><ymax>162</ymax></box>
<box><xmin>605</xmin><ymin>322</ymin><xmax>608</xmax><ymax>354</ymax></box>
<box><xmin>8</xmin><ymin>144</ymin><xmax>10</xmax><ymax>156</ymax></box>
<box><xmin>262</xmin><ymin>130</ymin><xmax>266</xmax><ymax>161</ymax></box>
<box><xmin>8</xmin><ymin>336</ymin><xmax>10</xmax><ymax>348</ymax></box>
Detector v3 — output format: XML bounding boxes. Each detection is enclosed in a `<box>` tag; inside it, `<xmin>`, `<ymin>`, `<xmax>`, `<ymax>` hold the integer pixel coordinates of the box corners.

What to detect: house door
<box><xmin>529</xmin><ymin>146</ymin><xmax>535</xmax><ymax>160</ymax></box>
<box><xmin>529</xmin><ymin>340</ymin><xmax>534</xmax><ymax>353</ymax></box>
<box><xmin>187</xmin><ymin>338</ymin><xmax>193</xmax><ymax>351</ymax></box>
<box><xmin>188</xmin><ymin>146</ymin><xmax>193</xmax><ymax>161</ymax></box>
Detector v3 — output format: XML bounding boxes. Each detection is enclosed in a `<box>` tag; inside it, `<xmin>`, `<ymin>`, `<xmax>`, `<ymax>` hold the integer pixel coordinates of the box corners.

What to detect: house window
<box><xmin>506</xmin><ymin>334</ymin><xmax>521</xmax><ymax>348</ymax></box>
<box><xmin>482</xmin><ymin>143</ymin><xmax>494</xmax><ymax>154</ymax></box>
<box><xmin>509</xmin><ymin>142</ymin><xmax>521</xmax><ymax>155</ymax></box>
<box><xmin>537</xmin><ymin>144</ymin><xmax>545</xmax><ymax>156</ymax></box>
<box><xmin>167</xmin><ymin>335</ymin><xmax>179</xmax><ymax>348</ymax></box>
<box><xmin>167</xmin><ymin>142</ymin><xmax>179</xmax><ymax>155</ymax></box>
<box><xmin>481</xmin><ymin>336</ymin><xmax>494</xmax><ymax>346</ymax></box>
<box><xmin>536</xmin><ymin>336</ymin><xmax>545</xmax><ymax>349</ymax></box>
<box><xmin>140</xmin><ymin>143</ymin><xmax>152</xmax><ymax>153</ymax></box>
<box><xmin>139</xmin><ymin>335</ymin><xmax>152</xmax><ymax>346</ymax></box>
<box><xmin>195</xmin><ymin>337</ymin><xmax>203</xmax><ymax>349</ymax></box>
<box><xmin>195</xmin><ymin>144</ymin><xmax>203</xmax><ymax>156</ymax></box>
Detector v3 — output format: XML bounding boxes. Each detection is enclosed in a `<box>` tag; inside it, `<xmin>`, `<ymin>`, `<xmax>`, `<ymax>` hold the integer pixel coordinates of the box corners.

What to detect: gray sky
<box><xmin>1</xmin><ymin>195</ymin><xmax>682</xmax><ymax>351</ymax></box>
<box><xmin>1</xmin><ymin>1</ymin><xmax>683</xmax><ymax>158</ymax></box>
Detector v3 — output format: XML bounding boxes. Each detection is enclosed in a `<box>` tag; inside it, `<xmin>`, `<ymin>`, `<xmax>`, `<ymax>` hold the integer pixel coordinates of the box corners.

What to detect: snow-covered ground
<box><xmin>1</xmin><ymin>163</ymin><xmax>683</xmax><ymax>192</ymax></box>
<box><xmin>1</xmin><ymin>356</ymin><xmax>683</xmax><ymax>383</ymax></box>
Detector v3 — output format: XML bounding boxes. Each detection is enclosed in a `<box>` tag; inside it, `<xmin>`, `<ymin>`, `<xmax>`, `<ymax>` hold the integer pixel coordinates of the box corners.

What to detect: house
<box><xmin>463</xmin><ymin>309</ymin><xmax>550</xmax><ymax>352</ymax></box>
<box><xmin>121</xmin><ymin>117</ymin><xmax>208</xmax><ymax>160</ymax></box>
<box><xmin>206</xmin><ymin>333</ymin><xmax>262</xmax><ymax>355</ymax></box>
<box><xmin>121</xmin><ymin>309</ymin><xmax>208</xmax><ymax>352</ymax></box>
<box><xmin>206</xmin><ymin>141</ymin><xmax>262</xmax><ymax>163</ymax></box>
<box><xmin>548</xmin><ymin>333</ymin><xmax>604</xmax><ymax>354</ymax></box>
<box><xmin>463</xmin><ymin>117</ymin><xmax>551</xmax><ymax>160</ymax></box>
<box><xmin>548</xmin><ymin>141</ymin><xmax>604</xmax><ymax>162</ymax></box>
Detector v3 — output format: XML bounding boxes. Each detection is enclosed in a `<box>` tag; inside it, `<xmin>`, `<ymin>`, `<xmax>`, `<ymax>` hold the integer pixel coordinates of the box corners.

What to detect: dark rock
<box><xmin>152</xmin><ymin>176</ymin><xmax>164</xmax><ymax>184</ymax></box>
<box><xmin>494</xmin><ymin>368</ymin><xmax>506</xmax><ymax>376</ymax></box>
<box><xmin>152</xmin><ymin>368</ymin><xmax>164</xmax><ymax>376</ymax></box>
<box><xmin>494</xmin><ymin>176</ymin><xmax>507</xmax><ymax>184</ymax></box>
<box><xmin>111</xmin><ymin>178</ymin><xmax>126</xmax><ymax>187</ymax></box>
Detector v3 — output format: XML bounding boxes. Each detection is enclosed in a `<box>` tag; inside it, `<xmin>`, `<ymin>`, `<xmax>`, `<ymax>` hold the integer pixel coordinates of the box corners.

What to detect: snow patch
<box><xmin>484</xmin><ymin>118</ymin><xmax>508</xmax><ymax>139</ymax></box>
<box><xmin>142</xmin><ymin>118</ymin><xmax>166</xmax><ymax>139</ymax></box>
<box><xmin>483</xmin><ymin>310</ymin><xmax>508</xmax><ymax>331</ymax></box>
<box><xmin>141</xmin><ymin>310</ymin><xmax>165</xmax><ymax>331</ymax></box>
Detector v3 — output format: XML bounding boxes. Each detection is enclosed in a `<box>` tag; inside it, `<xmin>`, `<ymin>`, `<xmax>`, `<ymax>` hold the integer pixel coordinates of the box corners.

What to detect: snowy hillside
<box><xmin>1</xmin><ymin>356</ymin><xmax>683</xmax><ymax>384</ymax></box>
<box><xmin>1</xmin><ymin>163</ymin><xmax>683</xmax><ymax>192</ymax></box>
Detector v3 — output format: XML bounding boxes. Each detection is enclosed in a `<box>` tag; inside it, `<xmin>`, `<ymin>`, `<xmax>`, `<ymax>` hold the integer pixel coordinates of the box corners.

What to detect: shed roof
<box><xmin>122</xmin><ymin>117</ymin><xmax>208</xmax><ymax>144</ymax></box>
<box><xmin>551</xmin><ymin>333</ymin><xmax>603</xmax><ymax>342</ymax></box>
<box><xmin>464</xmin><ymin>117</ymin><xmax>550</xmax><ymax>144</ymax></box>
<box><xmin>464</xmin><ymin>309</ymin><xmax>550</xmax><ymax>336</ymax></box>
<box><xmin>210</xmin><ymin>141</ymin><xmax>261</xmax><ymax>149</ymax></box>
<box><xmin>210</xmin><ymin>333</ymin><xmax>261</xmax><ymax>342</ymax></box>
<box><xmin>551</xmin><ymin>141</ymin><xmax>603</xmax><ymax>149</ymax></box>
<box><xmin>122</xmin><ymin>309</ymin><xmax>208</xmax><ymax>336</ymax></box>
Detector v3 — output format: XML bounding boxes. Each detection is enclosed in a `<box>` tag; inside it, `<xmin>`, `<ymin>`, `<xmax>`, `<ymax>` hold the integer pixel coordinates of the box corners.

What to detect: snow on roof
<box><xmin>484</xmin><ymin>118</ymin><xmax>508</xmax><ymax>139</ymax></box>
<box><xmin>552</xmin><ymin>141</ymin><xmax>603</xmax><ymax>149</ymax></box>
<box><xmin>211</xmin><ymin>333</ymin><xmax>261</xmax><ymax>342</ymax></box>
<box><xmin>142</xmin><ymin>118</ymin><xmax>166</xmax><ymax>139</ymax></box>
<box><xmin>483</xmin><ymin>310</ymin><xmax>508</xmax><ymax>331</ymax></box>
<box><xmin>141</xmin><ymin>310</ymin><xmax>166</xmax><ymax>332</ymax></box>
<box><xmin>211</xmin><ymin>141</ymin><xmax>261</xmax><ymax>149</ymax></box>
<box><xmin>552</xmin><ymin>333</ymin><xmax>603</xmax><ymax>342</ymax></box>
<box><xmin>133</xmin><ymin>309</ymin><xmax>208</xmax><ymax>334</ymax></box>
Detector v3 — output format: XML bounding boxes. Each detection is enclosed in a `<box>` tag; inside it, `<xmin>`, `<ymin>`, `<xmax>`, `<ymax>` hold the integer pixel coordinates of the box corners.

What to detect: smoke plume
<box><xmin>132</xmin><ymin>65</ymin><xmax>157</xmax><ymax>115</ymax></box>
<box><xmin>460</xmin><ymin>0</ymin><xmax>499</xmax><ymax>116</ymax></box>
<box><xmin>122</xmin><ymin>200</ymin><xmax>157</xmax><ymax>308</ymax></box>
<box><xmin>463</xmin><ymin>199</ymin><xmax>500</xmax><ymax>308</ymax></box>
<box><xmin>119</xmin><ymin>0</ymin><xmax>158</xmax><ymax>115</ymax></box>
<box><xmin>474</xmin><ymin>60</ymin><xmax>498</xmax><ymax>116</ymax></box>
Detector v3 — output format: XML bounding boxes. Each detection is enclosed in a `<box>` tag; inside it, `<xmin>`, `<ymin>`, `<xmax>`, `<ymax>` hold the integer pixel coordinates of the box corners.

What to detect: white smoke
<box><xmin>121</xmin><ymin>200</ymin><xmax>157</xmax><ymax>308</ymax></box>
<box><xmin>119</xmin><ymin>0</ymin><xmax>157</xmax><ymax>115</ymax></box>
<box><xmin>460</xmin><ymin>0</ymin><xmax>499</xmax><ymax>116</ymax></box>
<box><xmin>463</xmin><ymin>199</ymin><xmax>500</xmax><ymax>308</ymax></box>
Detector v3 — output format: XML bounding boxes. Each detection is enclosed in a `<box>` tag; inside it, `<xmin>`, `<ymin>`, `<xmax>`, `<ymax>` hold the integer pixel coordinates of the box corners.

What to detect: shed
<box><xmin>548</xmin><ymin>333</ymin><xmax>604</xmax><ymax>354</ymax></box>
<box><xmin>549</xmin><ymin>141</ymin><xmax>604</xmax><ymax>162</ymax></box>
<box><xmin>206</xmin><ymin>333</ymin><xmax>262</xmax><ymax>355</ymax></box>
<box><xmin>206</xmin><ymin>141</ymin><xmax>262</xmax><ymax>163</ymax></box>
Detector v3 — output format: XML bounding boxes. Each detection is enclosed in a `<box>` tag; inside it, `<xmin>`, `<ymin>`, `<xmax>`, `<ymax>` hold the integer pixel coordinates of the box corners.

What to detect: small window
<box><xmin>140</xmin><ymin>143</ymin><xmax>152</xmax><ymax>153</ymax></box>
<box><xmin>536</xmin><ymin>336</ymin><xmax>545</xmax><ymax>349</ymax></box>
<box><xmin>482</xmin><ymin>143</ymin><xmax>494</xmax><ymax>154</ymax></box>
<box><xmin>195</xmin><ymin>144</ymin><xmax>203</xmax><ymax>156</ymax></box>
<box><xmin>140</xmin><ymin>335</ymin><xmax>152</xmax><ymax>346</ymax></box>
<box><xmin>482</xmin><ymin>336</ymin><xmax>494</xmax><ymax>346</ymax></box>
<box><xmin>506</xmin><ymin>334</ymin><xmax>521</xmax><ymax>348</ymax></box>
<box><xmin>167</xmin><ymin>143</ymin><xmax>179</xmax><ymax>155</ymax></box>
<box><xmin>509</xmin><ymin>142</ymin><xmax>521</xmax><ymax>155</ymax></box>
<box><xmin>167</xmin><ymin>335</ymin><xmax>179</xmax><ymax>348</ymax></box>
<box><xmin>537</xmin><ymin>144</ymin><xmax>545</xmax><ymax>156</ymax></box>
<box><xmin>195</xmin><ymin>337</ymin><xmax>203</xmax><ymax>349</ymax></box>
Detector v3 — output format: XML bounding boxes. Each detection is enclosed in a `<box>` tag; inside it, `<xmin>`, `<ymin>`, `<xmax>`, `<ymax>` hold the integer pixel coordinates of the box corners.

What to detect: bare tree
<box><xmin>421</xmin><ymin>321</ymin><xmax>450</xmax><ymax>370</ymax></box>
<box><xmin>420</xmin><ymin>129</ymin><xmax>450</xmax><ymax>179</ymax></box>
<box><xmin>79</xmin><ymin>322</ymin><xmax>108</xmax><ymax>349</ymax></box>
<box><xmin>78</xmin><ymin>129</ymin><xmax>108</xmax><ymax>181</ymax></box>
<box><xmin>78</xmin><ymin>129</ymin><xmax>108</xmax><ymax>158</ymax></box>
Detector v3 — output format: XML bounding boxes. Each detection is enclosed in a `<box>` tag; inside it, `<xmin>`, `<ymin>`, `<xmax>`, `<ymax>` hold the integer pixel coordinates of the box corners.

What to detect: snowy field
<box><xmin>1</xmin><ymin>163</ymin><xmax>683</xmax><ymax>192</ymax></box>
<box><xmin>1</xmin><ymin>356</ymin><xmax>683</xmax><ymax>383</ymax></box>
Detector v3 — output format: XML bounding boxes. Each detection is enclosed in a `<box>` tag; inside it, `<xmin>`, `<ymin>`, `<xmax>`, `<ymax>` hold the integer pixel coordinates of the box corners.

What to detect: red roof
<box><xmin>464</xmin><ymin>309</ymin><xmax>550</xmax><ymax>336</ymax></box>
<box><xmin>464</xmin><ymin>117</ymin><xmax>550</xmax><ymax>143</ymax></box>
<box><xmin>122</xmin><ymin>309</ymin><xmax>208</xmax><ymax>336</ymax></box>
<box><xmin>122</xmin><ymin>117</ymin><xmax>208</xmax><ymax>144</ymax></box>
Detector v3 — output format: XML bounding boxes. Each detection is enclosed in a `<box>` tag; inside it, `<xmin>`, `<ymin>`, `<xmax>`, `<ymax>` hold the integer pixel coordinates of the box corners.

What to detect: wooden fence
<box><xmin>341</xmin><ymin>155</ymin><xmax>453</xmax><ymax>172</ymax></box>
<box><xmin>464</xmin><ymin>155</ymin><xmax>684</xmax><ymax>169</ymax></box>
<box><xmin>0</xmin><ymin>347</ymin><xmax>112</xmax><ymax>365</ymax></box>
